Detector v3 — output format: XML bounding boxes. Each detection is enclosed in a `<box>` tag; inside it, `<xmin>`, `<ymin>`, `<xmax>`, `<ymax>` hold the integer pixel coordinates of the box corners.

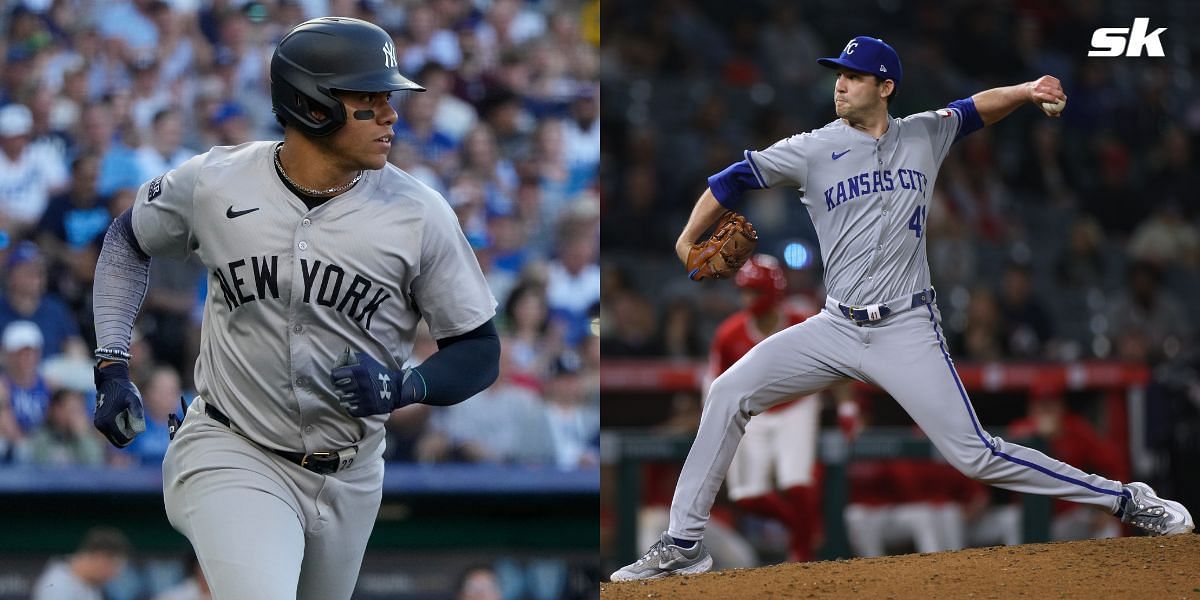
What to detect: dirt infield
<box><xmin>601</xmin><ymin>534</ymin><xmax>1200</xmax><ymax>599</ymax></box>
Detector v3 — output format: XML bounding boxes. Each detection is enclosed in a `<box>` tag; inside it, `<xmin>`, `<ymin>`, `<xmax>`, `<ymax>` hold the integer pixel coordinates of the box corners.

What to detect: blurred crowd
<box><xmin>0</xmin><ymin>0</ymin><xmax>601</xmax><ymax>473</ymax></box>
<box><xmin>29</xmin><ymin>525</ymin><xmax>594</xmax><ymax>600</ymax></box>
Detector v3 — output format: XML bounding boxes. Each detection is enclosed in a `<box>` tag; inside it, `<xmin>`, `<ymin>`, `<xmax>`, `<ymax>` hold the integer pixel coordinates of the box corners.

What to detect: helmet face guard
<box><xmin>270</xmin><ymin>17</ymin><xmax>425</xmax><ymax>137</ymax></box>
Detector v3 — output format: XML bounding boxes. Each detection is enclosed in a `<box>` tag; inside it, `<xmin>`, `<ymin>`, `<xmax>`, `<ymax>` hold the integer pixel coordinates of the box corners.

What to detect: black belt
<box><xmin>203</xmin><ymin>402</ymin><xmax>357</xmax><ymax>475</ymax></box>
<box><xmin>837</xmin><ymin>288</ymin><xmax>936</xmax><ymax>325</ymax></box>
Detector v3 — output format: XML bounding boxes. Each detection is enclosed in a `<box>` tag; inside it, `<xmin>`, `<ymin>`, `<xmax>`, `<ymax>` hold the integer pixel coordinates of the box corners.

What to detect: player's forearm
<box><xmin>408</xmin><ymin>319</ymin><xmax>500</xmax><ymax>407</ymax></box>
<box><xmin>93</xmin><ymin>209</ymin><xmax>152</xmax><ymax>359</ymax></box>
<box><xmin>971</xmin><ymin>83</ymin><xmax>1034</xmax><ymax>126</ymax></box>
<box><xmin>675</xmin><ymin>189</ymin><xmax>727</xmax><ymax>263</ymax></box>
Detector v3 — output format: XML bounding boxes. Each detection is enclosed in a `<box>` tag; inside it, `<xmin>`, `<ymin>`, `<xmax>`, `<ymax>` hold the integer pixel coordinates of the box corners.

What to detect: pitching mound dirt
<box><xmin>601</xmin><ymin>534</ymin><xmax>1200</xmax><ymax>599</ymax></box>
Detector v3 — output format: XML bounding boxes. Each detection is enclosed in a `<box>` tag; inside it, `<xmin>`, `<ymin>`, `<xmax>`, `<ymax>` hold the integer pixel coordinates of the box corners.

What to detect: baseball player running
<box><xmin>612</xmin><ymin>36</ymin><xmax>1193</xmax><ymax>582</ymax></box>
<box><xmin>91</xmin><ymin>18</ymin><xmax>499</xmax><ymax>599</ymax></box>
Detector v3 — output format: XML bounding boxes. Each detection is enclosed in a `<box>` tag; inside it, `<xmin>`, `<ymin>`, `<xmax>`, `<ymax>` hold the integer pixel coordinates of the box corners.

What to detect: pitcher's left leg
<box><xmin>864</xmin><ymin>306</ymin><xmax>1124</xmax><ymax>512</ymax></box>
<box><xmin>668</xmin><ymin>313</ymin><xmax>852</xmax><ymax>542</ymax></box>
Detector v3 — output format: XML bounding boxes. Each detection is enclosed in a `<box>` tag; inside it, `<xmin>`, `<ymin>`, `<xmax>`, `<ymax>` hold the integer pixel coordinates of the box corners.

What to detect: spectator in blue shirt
<box><xmin>25</xmin><ymin>388</ymin><xmax>105</xmax><ymax>467</ymax></box>
<box><xmin>36</xmin><ymin>154</ymin><xmax>111</xmax><ymax>315</ymax></box>
<box><xmin>37</xmin><ymin>154</ymin><xmax>110</xmax><ymax>252</ymax></box>
<box><xmin>0</xmin><ymin>321</ymin><xmax>54</xmax><ymax>457</ymax></box>
<box><xmin>393</xmin><ymin>91</ymin><xmax>459</xmax><ymax>176</ymax></box>
<box><xmin>0</xmin><ymin>242</ymin><xmax>84</xmax><ymax>358</ymax></box>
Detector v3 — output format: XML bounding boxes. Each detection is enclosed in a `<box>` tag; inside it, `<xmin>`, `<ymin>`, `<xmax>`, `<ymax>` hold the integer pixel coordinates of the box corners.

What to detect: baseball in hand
<box><xmin>1041</xmin><ymin>97</ymin><xmax>1066</xmax><ymax>115</ymax></box>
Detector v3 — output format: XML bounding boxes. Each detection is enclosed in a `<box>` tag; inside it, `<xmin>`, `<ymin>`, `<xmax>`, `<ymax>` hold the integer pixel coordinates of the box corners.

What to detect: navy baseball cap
<box><xmin>5</xmin><ymin>241</ymin><xmax>40</xmax><ymax>269</ymax></box>
<box><xmin>817</xmin><ymin>36</ymin><xmax>902</xmax><ymax>88</ymax></box>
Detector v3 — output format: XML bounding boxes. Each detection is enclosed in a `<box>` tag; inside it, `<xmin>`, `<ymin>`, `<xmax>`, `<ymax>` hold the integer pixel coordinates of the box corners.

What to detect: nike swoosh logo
<box><xmin>226</xmin><ymin>206</ymin><xmax>260</xmax><ymax>219</ymax></box>
<box><xmin>659</xmin><ymin>555</ymin><xmax>695</xmax><ymax>570</ymax></box>
<box><xmin>831</xmin><ymin>149</ymin><xmax>851</xmax><ymax>160</ymax></box>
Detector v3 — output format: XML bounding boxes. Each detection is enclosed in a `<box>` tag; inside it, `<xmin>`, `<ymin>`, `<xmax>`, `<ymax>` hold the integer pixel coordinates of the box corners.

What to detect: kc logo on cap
<box><xmin>818</xmin><ymin>36</ymin><xmax>903</xmax><ymax>88</ymax></box>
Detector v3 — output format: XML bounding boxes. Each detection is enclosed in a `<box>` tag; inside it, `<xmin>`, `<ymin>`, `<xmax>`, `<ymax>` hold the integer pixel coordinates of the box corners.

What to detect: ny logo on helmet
<box><xmin>382</xmin><ymin>41</ymin><xmax>397</xmax><ymax>68</ymax></box>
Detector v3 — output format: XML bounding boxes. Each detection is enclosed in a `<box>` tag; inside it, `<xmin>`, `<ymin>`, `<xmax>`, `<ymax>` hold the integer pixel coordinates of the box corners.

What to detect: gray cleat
<box><xmin>1119</xmin><ymin>482</ymin><xmax>1195</xmax><ymax>535</ymax></box>
<box><xmin>609</xmin><ymin>532</ymin><xmax>714</xmax><ymax>582</ymax></box>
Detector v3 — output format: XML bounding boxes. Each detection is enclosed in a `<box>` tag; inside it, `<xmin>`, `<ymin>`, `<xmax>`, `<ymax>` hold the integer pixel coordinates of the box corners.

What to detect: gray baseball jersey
<box><xmin>745</xmin><ymin>110</ymin><xmax>952</xmax><ymax>306</ymax></box>
<box><xmin>663</xmin><ymin>106</ymin><xmax>1129</xmax><ymax>547</ymax></box>
<box><xmin>132</xmin><ymin>140</ymin><xmax>496</xmax><ymax>453</ymax></box>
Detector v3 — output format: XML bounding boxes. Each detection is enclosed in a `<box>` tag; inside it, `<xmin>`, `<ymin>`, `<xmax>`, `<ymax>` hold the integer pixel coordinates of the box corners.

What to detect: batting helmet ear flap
<box><xmin>270</xmin><ymin>63</ymin><xmax>348</xmax><ymax>137</ymax></box>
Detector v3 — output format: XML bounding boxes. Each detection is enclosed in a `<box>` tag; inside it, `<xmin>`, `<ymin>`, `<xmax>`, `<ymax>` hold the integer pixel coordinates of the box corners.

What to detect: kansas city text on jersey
<box><xmin>823</xmin><ymin>168</ymin><xmax>929</xmax><ymax>211</ymax></box>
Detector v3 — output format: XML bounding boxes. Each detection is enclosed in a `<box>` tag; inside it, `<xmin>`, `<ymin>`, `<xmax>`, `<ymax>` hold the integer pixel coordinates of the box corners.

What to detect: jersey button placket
<box><xmin>868</xmin><ymin>142</ymin><xmax>887</xmax><ymax>286</ymax></box>
<box><xmin>287</xmin><ymin>216</ymin><xmax>314</xmax><ymax>426</ymax></box>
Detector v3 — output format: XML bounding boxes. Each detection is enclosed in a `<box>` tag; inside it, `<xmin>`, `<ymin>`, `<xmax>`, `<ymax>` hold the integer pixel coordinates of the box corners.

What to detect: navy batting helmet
<box><xmin>270</xmin><ymin>17</ymin><xmax>425</xmax><ymax>137</ymax></box>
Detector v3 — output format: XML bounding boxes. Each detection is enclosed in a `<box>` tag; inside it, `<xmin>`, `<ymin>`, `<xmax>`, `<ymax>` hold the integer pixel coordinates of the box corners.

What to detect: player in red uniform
<box><xmin>706</xmin><ymin>255</ymin><xmax>856</xmax><ymax>561</ymax></box>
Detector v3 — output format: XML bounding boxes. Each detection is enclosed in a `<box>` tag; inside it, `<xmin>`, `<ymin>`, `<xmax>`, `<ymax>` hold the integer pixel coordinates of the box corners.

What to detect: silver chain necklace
<box><xmin>273</xmin><ymin>143</ymin><xmax>362</xmax><ymax>197</ymax></box>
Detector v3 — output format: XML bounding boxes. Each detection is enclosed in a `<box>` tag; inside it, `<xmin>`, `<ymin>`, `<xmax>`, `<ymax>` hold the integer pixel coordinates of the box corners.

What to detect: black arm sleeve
<box><xmin>407</xmin><ymin>318</ymin><xmax>500</xmax><ymax>406</ymax></box>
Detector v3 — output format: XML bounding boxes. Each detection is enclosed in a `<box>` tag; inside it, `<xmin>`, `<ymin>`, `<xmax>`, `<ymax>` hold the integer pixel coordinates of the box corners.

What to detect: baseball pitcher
<box><xmin>612</xmin><ymin>35</ymin><xmax>1192</xmax><ymax>582</ymax></box>
<box><xmin>91</xmin><ymin>18</ymin><xmax>499</xmax><ymax>599</ymax></box>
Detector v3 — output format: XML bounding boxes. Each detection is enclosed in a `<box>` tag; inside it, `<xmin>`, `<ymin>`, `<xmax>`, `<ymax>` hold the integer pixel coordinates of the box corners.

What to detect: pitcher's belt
<box><xmin>833</xmin><ymin>287</ymin><xmax>936</xmax><ymax>326</ymax></box>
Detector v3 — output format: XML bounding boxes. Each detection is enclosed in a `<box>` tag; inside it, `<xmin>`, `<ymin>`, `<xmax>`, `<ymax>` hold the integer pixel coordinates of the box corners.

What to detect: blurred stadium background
<box><xmin>599</xmin><ymin>0</ymin><xmax>1200</xmax><ymax>578</ymax></box>
<box><xmin>0</xmin><ymin>0</ymin><xmax>599</xmax><ymax>598</ymax></box>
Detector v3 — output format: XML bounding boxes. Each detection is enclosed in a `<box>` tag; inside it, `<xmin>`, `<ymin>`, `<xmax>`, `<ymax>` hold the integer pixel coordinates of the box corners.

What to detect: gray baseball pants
<box><xmin>668</xmin><ymin>299</ymin><xmax>1126</xmax><ymax>541</ymax></box>
<box><xmin>163</xmin><ymin>397</ymin><xmax>385</xmax><ymax>599</ymax></box>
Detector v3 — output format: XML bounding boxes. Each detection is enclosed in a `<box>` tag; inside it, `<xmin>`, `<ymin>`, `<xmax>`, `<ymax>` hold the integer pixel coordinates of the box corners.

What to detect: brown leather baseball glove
<box><xmin>686</xmin><ymin>211</ymin><xmax>758</xmax><ymax>280</ymax></box>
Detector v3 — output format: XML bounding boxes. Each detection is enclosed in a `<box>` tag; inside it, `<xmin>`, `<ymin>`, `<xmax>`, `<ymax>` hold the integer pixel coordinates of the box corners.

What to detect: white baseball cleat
<box><xmin>609</xmin><ymin>532</ymin><xmax>714</xmax><ymax>582</ymax></box>
<box><xmin>1119</xmin><ymin>482</ymin><xmax>1194</xmax><ymax>535</ymax></box>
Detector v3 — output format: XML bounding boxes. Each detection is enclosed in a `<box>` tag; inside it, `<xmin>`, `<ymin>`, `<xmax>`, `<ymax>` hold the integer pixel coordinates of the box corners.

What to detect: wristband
<box><xmin>402</xmin><ymin>368</ymin><xmax>428</xmax><ymax>404</ymax></box>
<box><xmin>94</xmin><ymin>347</ymin><xmax>132</xmax><ymax>364</ymax></box>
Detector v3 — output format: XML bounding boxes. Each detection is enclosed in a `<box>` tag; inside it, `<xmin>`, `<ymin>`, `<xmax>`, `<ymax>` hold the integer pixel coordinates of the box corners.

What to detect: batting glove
<box><xmin>330</xmin><ymin>348</ymin><xmax>424</xmax><ymax>417</ymax></box>
<box><xmin>93</xmin><ymin>362</ymin><xmax>146</xmax><ymax>448</ymax></box>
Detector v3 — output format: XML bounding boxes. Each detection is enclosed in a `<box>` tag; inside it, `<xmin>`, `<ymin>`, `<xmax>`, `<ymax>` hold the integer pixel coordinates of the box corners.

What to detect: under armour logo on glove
<box><xmin>331</xmin><ymin>348</ymin><xmax>411</xmax><ymax>417</ymax></box>
<box><xmin>378</xmin><ymin>373</ymin><xmax>392</xmax><ymax>401</ymax></box>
